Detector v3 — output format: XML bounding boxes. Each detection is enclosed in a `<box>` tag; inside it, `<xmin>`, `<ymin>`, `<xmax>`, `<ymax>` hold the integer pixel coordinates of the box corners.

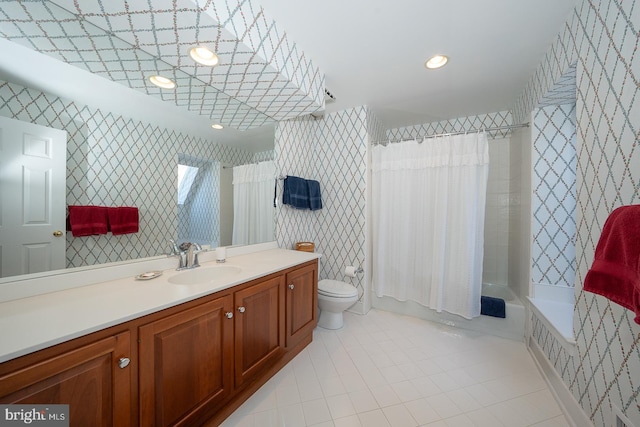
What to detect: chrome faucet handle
<box><xmin>168</xmin><ymin>239</ymin><xmax>180</xmax><ymax>256</ymax></box>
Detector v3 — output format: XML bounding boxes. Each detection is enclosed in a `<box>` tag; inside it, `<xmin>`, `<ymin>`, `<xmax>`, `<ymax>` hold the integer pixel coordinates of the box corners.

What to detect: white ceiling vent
<box><xmin>324</xmin><ymin>89</ymin><xmax>336</xmax><ymax>104</ymax></box>
<box><xmin>310</xmin><ymin>89</ymin><xmax>336</xmax><ymax>119</ymax></box>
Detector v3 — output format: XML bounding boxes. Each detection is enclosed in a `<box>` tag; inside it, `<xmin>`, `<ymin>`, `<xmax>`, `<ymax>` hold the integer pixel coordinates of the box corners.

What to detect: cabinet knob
<box><xmin>288</xmin><ymin>284</ymin><xmax>295</xmax><ymax>290</ymax></box>
<box><xmin>225</xmin><ymin>312</ymin><xmax>233</xmax><ymax>319</ymax></box>
<box><xmin>118</xmin><ymin>357</ymin><xmax>130</xmax><ymax>369</ymax></box>
<box><xmin>237</xmin><ymin>306</ymin><xmax>245</xmax><ymax>313</ymax></box>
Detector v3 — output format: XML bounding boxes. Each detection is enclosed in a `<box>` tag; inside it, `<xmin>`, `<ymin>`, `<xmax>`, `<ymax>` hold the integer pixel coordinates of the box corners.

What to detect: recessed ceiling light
<box><xmin>149</xmin><ymin>75</ymin><xmax>176</xmax><ymax>89</ymax></box>
<box><xmin>211</xmin><ymin>124</ymin><xmax>224</xmax><ymax>130</ymax></box>
<box><xmin>425</xmin><ymin>54</ymin><xmax>449</xmax><ymax>70</ymax></box>
<box><xmin>190</xmin><ymin>46</ymin><xmax>219</xmax><ymax>66</ymax></box>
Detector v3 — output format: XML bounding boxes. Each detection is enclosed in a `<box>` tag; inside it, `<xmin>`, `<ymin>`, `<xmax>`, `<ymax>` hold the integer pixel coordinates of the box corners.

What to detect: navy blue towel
<box><xmin>307</xmin><ymin>180</ymin><xmax>323</xmax><ymax>211</ymax></box>
<box><xmin>480</xmin><ymin>296</ymin><xmax>506</xmax><ymax>318</ymax></box>
<box><xmin>283</xmin><ymin>176</ymin><xmax>309</xmax><ymax>209</ymax></box>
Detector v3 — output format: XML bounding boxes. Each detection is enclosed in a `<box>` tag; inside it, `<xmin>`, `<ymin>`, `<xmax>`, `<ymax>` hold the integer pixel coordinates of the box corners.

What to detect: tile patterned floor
<box><xmin>221</xmin><ymin>309</ymin><xmax>570</xmax><ymax>427</ymax></box>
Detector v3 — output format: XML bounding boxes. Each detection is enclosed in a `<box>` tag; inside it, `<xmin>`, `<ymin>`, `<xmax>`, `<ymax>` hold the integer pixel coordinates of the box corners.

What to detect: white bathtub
<box><xmin>373</xmin><ymin>283</ymin><xmax>526</xmax><ymax>341</ymax></box>
<box><xmin>482</xmin><ymin>282</ymin><xmax>518</xmax><ymax>302</ymax></box>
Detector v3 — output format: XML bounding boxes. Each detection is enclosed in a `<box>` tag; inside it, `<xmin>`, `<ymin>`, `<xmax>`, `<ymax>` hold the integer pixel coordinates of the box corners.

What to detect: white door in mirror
<box><xmin>0</xmin><ymin>116</ymin><xmax>67</xmax><ymax>278</ymax></box>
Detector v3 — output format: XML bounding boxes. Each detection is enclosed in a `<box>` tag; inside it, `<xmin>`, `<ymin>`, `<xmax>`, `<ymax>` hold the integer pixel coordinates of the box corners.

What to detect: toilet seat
<box><xmin>318</xmin><ymin>279</ymin><xmax>358</xmax><ymax>298</ymax></box>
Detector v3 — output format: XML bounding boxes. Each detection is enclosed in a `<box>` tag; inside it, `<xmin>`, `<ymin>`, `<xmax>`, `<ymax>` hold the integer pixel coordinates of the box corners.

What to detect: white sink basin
<box><xmin>168</xmin><ymin>265</ymin><xmax>242</xmax><ymax>285</ymax></box>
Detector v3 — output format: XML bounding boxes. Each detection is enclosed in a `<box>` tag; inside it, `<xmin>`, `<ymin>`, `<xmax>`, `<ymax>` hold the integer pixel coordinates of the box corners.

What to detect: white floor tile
<box><xmin>279</xmin><ymin>403</ymin><xmax>306</xmax><ymax>426</ymax></box>
<box><xmin>464</xmin><ymin>407</ymin><xmax>507</xmax><ymax>427</ymax></box>
<box><xmin>370</xmin><ymin>384</ymin><xmax>402</xmax><ymax>408</ymax></box>
<box><xmin>357</xmin><ymin>409</ymin><xmax>391</xmax><ymax>427</ymax></box>
<box><xmin>298</xmin><ymin>377</ymin><xmax>325</xmax><ymax>402</ymax></box>
<box><xmin>275</xmin><ymin>384</ymin><xmax>301</xmax><ymax>406</ymax></box>
<box><xmin>302</xmin><ymin>398</ymin><xmax>333</xmax><ymax>425</ymax></box>
<box><xmin>410</xmin><ymin>376</ymin><xmax>442</xmax><ymax>398</ymax></box>
<box><xmin>444</xmin><ymin>389</ymin><xmax>482</xmax><ymax>413</ymax></box>
<box><xmin>390</xmin><ymin>380</ymin><xmax>423</xmax><ymax>403</ymax></box>
<box><xmin>320</xmin><ymin>376</ymin><xmax>347</xmax><ymax>397</ymax></box>
<box><xmin>340</xmin><ymin>373</ymin><xmax>368</xmax><ymax>393</ymax></box>
<box><xmin>221</xmin><ymin>309</ymin><xmax>569</xmax><ymax>427</ymax></box>
<box><xmin>348</xmin><ymin>389</ymin><xmax>380</xmax><ymax>414</ymax></box>
<box><xmin>382</xmin><ymin>403</ymin><xmax>419</xmax><ymax>427</ymax></box>
<box><xmin>529</xmin><ymin>415</ymin><xmax>571</xmax><ymax>427</ymax></box>
<box><xmin>326</xmin><ymin>394</ymin><xmax>357</xmax><ymax>419</ymax></box>
<box><xmin>404</xmin><ymin>398</ymin><xmax>441</xmax><ymax>425</ymax></box>
<box><xmin>333</xmin><ymin>415</ymin><xmax>363</xmax><ymax>427</ymax></box>
<box><xmin>425</xmin><ymin>393</ymin><xmax>463</xmax><ymax>419</ymax></box>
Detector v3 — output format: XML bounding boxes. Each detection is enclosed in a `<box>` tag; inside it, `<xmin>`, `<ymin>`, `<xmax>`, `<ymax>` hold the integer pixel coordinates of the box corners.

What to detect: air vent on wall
<box><xmin>310</xmin><ymin>89</ymin><xmax>336</xmax><ymax>119</ymax></box>
<box><xmin>324</xmin><ymin>89</ymin><xmax>336</xmax><ymax>104</ymax></box>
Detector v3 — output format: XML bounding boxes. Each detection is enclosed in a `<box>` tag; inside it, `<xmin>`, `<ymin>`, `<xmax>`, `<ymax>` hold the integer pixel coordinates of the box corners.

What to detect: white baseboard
<box><xmin>528</xmin><ymin>337</ymin><xmax>593</xmax><ymax>427</ymax></box>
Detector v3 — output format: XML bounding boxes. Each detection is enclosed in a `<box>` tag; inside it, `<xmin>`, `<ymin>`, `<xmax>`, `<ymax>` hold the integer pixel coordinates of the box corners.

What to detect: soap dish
<box><xmin>135</xmin><ymin>271</ymin><xmax>162</xmax><ymax>281</ymax></box>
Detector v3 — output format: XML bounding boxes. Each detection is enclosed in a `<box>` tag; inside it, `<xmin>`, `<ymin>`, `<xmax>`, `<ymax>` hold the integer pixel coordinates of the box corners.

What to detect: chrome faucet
<box><xmin>168</xmin><ymin>240</ymin><xmax>204</xmax><ymax>270</ymax></box>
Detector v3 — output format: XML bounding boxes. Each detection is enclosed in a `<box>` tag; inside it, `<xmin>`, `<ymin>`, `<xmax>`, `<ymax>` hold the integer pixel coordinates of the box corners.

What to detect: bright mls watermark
<box><xmin>0</xmin><ymin>405</ymin><xmax>68</xmax><ymax>426</ymax></box>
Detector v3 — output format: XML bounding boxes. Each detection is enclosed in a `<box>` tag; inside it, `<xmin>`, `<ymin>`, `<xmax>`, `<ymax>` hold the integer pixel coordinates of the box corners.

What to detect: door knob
<box><xmin>118</xmin><ymin>357</ymin><xmax>130</xmax><ymax>369</ymax></box>
<box><xmin>53</xmin><ymin>230</ymin><xmax>63</xmax><ymax>237</ymax></box>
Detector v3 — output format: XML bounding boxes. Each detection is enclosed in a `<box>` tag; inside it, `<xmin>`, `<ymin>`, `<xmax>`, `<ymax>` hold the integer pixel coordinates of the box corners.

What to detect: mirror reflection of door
<box><xmin>0</xmin><ymin>116</ymin><xmax>67</xmax><ymax>278</ymax></box>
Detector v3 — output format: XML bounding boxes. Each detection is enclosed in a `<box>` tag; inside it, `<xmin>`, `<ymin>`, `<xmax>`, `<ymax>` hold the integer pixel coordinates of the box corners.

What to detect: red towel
<box><xmin>584</xmin><ymin>204</ymin><xmax>640</xmax><ymax>324</ymax></box>
<box><xmin>107</xmin><ymin>207</ymin><xmax>139</xmax><ymax>235</ymax></box>
<box><xmin>67</xmin><ymin>205</ymin><xmax>109</xmax><ymax>237</ymax></box>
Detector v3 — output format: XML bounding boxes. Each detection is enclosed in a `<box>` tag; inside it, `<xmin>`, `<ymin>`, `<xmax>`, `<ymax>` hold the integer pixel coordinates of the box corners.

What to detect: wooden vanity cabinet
<box><xmin>234</xmin><ymin>275</ymin><xmax>285</xmax><ymax>388</ymax></box>
<box><xmin>0</xmin><ymin>258</ymin><xmax>318</xmax><ymax>427</ymax></box>
<box><xmin>0</xmin><ymin>330</ymin><xmax>132</xmax><ymax>427</ymax></box>
<box><xmin>138</xmin><ymin>295</ymin><xmax>234</xmax><ymax>427</ymax></box>
<box><xmin>285</xmin><ymin>262</ymin><xmax>318</xmax><ymax>348</ymax></box>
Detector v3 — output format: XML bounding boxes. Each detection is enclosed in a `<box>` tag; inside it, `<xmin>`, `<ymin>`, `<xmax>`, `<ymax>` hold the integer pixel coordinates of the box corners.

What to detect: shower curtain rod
<box><xmin>372</xmin><ymin>122</ymin><xmax>529</xmax><ymax>146</ymax></box>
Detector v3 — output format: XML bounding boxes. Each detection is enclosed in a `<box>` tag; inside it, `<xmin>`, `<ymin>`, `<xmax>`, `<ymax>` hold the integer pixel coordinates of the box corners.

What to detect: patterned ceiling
<box><xmin>0</xmin><ymin>0</ymin><xmax>325</xmax><ymax>130</ymax></box>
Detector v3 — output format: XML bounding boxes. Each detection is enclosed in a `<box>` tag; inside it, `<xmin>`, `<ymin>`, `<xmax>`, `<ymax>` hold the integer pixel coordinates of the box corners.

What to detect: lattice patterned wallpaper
<box><xmin>0</xmin><ymin>0</ymin><xmax>325</xmax><ymax>130</ymax></box>
<box><xmin>275</xmin><ymin>107</ymin><xmax>370</xmax><ymax>303</ymax></box>
<box><xmin>386</xmin><ymin>110</ymin><xmax>513</xmax><ymax>141</ymax></box>
<box><xmin>0</xmin><ymin>79</ymin><xmax>252</xmax><ymax>268</ymax></box>
<box><xmin>531</xmin><ymin>103</ymin><xmax>577</xmax><ymax>289</ymax></box>
<box><xmin>514</xmin><ymin>0</ymin><xmax>639</xmax><ymax>425</ymax></box>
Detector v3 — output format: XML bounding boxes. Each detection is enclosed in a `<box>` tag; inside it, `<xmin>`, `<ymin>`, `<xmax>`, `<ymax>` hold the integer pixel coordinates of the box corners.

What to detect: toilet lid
<box><xmin>318</xmin><ymin>279</ymin><xmax>358</xmax><ymax>297</ymax></box>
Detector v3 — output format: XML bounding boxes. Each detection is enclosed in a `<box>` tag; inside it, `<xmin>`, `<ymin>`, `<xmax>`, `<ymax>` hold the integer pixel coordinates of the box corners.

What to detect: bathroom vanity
<box><xmin>0</xmin><ymin>247</ymin><xmax>319</xmax><ymax>426</ymax></box>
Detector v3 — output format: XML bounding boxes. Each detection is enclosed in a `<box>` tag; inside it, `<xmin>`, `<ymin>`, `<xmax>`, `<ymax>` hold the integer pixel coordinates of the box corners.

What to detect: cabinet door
<box><xmin>0</xmin><ymin>331</ymin><xmax>132</xmax><ymax>427</ymax></box>
<box><xmin>286</xmin><ymin>262</ymin><xmax>318</xmax><ymax>348</ymax></box>
<box><xmin>234</xmin><ymin>276</ymin><xmax>284</xmax><ymax>387</ymax></box>
<box><xmin>139</xmin><ymin>295</ymin><xmax>233</xmax><ymax>427</ymax></box>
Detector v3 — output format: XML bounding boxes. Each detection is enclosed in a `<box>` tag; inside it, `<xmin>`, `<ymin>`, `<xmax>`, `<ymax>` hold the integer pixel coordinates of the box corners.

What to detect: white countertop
<box><xmin>0</xmin><ymin>248</ymin><xmax>320</xmax><ymax>363</ymax></box>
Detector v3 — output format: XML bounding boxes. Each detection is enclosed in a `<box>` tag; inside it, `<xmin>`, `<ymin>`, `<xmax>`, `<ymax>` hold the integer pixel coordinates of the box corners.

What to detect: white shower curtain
<box><xmin>232</xmin><ymin>161</ymin><xmax>275</xmax><ymax>245</ymax></box>
<box><xmin>371</xmin><ymin>133</ymin><xmax>489</xmax><ymax>319</ymax></box>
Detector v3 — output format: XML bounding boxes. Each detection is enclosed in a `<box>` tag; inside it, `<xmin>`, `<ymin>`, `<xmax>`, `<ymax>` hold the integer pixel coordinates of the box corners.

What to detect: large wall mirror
<box><xmin>0</xmin><ymin>39</ymin><xmax>277</xmax><ymax>280</ymax></box>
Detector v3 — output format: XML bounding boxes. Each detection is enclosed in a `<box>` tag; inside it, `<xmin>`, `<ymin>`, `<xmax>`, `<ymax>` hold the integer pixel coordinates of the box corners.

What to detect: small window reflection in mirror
<box><xmin>177</xmin><ymin>164</ymin><xmax>199</xmax><ymax>205</ymax></box>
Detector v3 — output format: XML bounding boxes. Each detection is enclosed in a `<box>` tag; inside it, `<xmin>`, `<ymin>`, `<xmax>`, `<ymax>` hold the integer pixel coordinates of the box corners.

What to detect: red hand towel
<box><xmin>107</xmin><ymin>207</ymin><xmax>139</xmax><ymax>235</ymax></box>
<box><xmin>67</xmin><ymin>205</ymin><xmax>109</xmax><ymax>237</ymax></box>
<box><xmin>584</xmin><ymin>204</ymin><xmax>640</xmax><ymax>324</ymax></box>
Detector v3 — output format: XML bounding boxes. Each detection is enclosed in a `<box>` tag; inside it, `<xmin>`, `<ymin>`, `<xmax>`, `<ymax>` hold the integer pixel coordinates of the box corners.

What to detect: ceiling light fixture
<box><xmin>149</xmin><ymin>75</ymin><xmax>176</xmax><ymax>89</ymax></box>
<box><xmin>425</xmin><ymin>54</ymin><xmax>449</xmax><ymax>70</ymax></box>
<box><xmin>190</xmin><ymin>46</ymin><xmax>220</xmax><ymax>66</ymax></box>
<box><xmin>211</xmin><ymin>124</ymin><xmax>224</xmax><ymax>130</ymax></box>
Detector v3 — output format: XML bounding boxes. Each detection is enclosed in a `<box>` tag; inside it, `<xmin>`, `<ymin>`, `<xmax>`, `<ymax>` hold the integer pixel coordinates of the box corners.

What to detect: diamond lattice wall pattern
<box><xmin>531</xmin><ymin>103</ymin><xmax>577</xmax><ymax>289</ymax></box>
<box><xmin>515</xmin><ymin>0</ymin><xmax>639</xmax><ymax>425</ymax></box>
<box><xmin>0</xmin><ymin>0</ymin><xmax>325</xmax><ymax>130</ymax></box>
<box><xmin>0</xmin><ymin>79</ymin><xmax>252</xmax><ymax>268</ymax></box>
<box><xmin>275</xmin><ymin>107</ymin><xmax>369</xmax><ymax>302</ymax></box>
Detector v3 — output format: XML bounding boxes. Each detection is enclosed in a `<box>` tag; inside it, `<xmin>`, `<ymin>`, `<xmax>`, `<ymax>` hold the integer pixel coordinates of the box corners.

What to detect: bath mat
<box><xmin>480</xmin><ymin>296</ymin><xmax>506</xmax><ymax>318</ymax></box>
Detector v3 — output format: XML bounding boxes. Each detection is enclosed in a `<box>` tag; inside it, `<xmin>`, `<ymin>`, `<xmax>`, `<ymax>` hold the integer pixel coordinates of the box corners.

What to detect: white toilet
<box><xmin>317</xmin><ymin>279</ymin><xmax>358</xmax><ymax>329</ymax></box>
